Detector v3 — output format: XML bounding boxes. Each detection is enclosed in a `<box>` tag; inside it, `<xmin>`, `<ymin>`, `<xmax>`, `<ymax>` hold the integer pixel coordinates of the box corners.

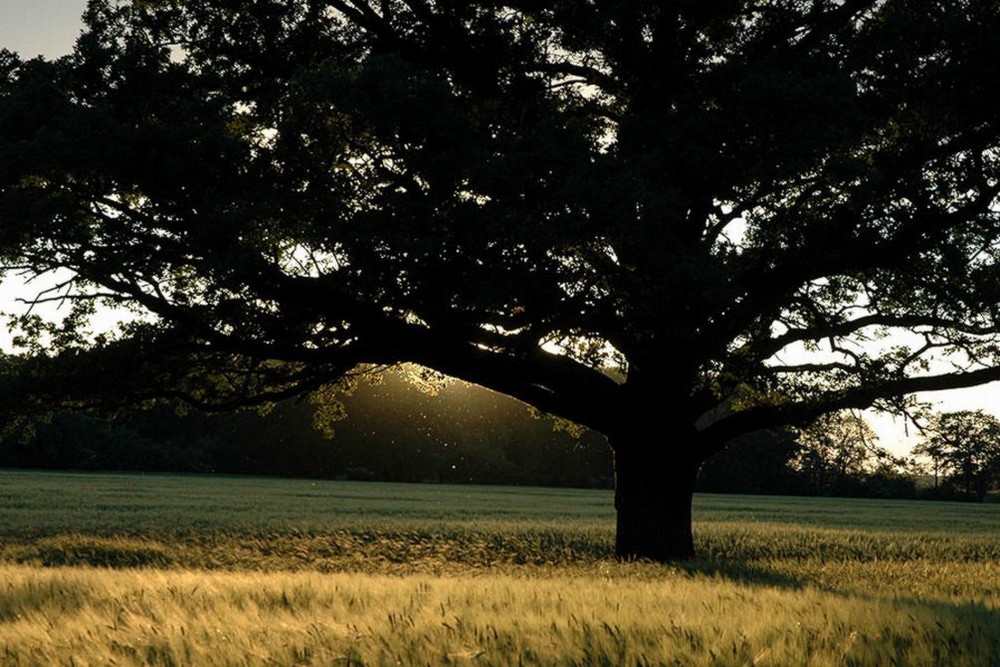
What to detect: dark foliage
<box><xmin>1</xmin><ymin>373</ymin><xmax>613</xmax><ymax>488</ymax></box>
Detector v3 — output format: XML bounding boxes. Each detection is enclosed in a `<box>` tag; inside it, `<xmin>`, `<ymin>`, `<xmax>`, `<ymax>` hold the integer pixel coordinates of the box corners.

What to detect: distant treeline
<box><xmin>696</xmin><ymin>430</ymin><xmax>921</xmax><ymax>500</ymax></box>
<box><xmin>0</xmin><ymin>373</ymin><xmax>613</xmax><ymax>489</ymax></box>
<box><xmin>1</xmin><ymin>373</ymin><xmax>996</xmax><ymax>501</ymax></box>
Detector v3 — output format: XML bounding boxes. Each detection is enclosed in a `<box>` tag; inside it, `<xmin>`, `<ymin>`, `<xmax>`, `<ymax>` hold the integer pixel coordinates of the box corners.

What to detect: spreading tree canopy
<box><xmin>2</xmin><ymin>0</ymin><xmax>1000</xmax><ymax>559</ymax></box>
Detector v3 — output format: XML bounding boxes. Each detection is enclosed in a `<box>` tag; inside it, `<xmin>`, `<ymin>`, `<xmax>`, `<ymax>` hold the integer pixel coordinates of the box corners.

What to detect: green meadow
<box><xmin>0</xmin><ymin>470</ymin><xmax>998</xmax><ymax>665</ymax></box>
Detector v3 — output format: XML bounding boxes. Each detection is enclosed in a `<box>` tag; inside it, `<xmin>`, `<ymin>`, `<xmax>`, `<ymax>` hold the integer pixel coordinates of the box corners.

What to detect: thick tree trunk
<box><xmin>613</xmin><ymin>444</ymin><xmax>701</xmax><ymax>561</ymax></box>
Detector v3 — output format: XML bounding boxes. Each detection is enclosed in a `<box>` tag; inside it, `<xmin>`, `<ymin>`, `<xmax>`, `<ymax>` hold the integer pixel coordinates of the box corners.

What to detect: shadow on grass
<box><xmin>10</xmin><ymin>534</ymin><xmax>176</xmax><ymax>569</ymax></box>
<box><xmin>672</xmin><ymin>556</ymin><xmax>810</xmax><ymax>590</ymax></box>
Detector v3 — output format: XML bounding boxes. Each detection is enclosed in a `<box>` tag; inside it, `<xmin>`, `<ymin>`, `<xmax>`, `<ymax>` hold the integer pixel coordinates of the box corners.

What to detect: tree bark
<box><xmin>612</xmin><ymin>443</ymin><xmax>701</xmax><ymax>561</ymax></box>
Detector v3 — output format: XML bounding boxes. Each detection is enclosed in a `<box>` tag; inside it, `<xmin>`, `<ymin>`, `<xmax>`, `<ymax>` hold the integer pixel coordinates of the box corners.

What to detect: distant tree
<box><xmin>3</xmin><ymin>1</ymin><xmax>1000</xmax><ymax>559</ymax></box>
<box><xmin>915</xmin><ymin>410</ymin><xmax>1000</xmax><ymax>500</ymax></box>
<box><xmin>793</xmin><ymin>410</ymin><xmax>914</xmax><ymax>496</ymax></box>
<box><xmin>794</xmin><ymin>411</ymin><xmax>881</xmax><ymax>493</ymax></box>
<box><xmin>913</xmin><ymin>433</ymin><xmax>948</xmax><ymax>489</ymax></box>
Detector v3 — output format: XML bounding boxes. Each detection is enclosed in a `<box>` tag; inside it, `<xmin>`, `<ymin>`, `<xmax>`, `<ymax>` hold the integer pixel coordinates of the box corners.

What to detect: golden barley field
<box><xmin>0</xmin><ymin>470</ymin><xmax>998</xmax><ymax>665</ymax></box>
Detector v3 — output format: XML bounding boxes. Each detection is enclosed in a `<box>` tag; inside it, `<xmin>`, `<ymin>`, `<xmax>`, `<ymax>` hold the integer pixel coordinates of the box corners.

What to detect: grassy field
<box><xmin>0</xmin><ymin>470</ymin><xmax>998</xmax><ymax>665</ymax></box>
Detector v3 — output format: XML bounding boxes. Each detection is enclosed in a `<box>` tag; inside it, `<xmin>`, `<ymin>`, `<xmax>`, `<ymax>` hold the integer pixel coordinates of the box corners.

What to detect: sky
<box><xmin>0</xmin><ymin>0</ymin><xmax>88</xmax><ymax>60</ymax></box>
<box><xmin>0</xmin><ymin>2</ymin><xmax>92</xmax><ymax>343</ymax></box>
<box><xmin>2</xmin><ymin>1</ymin><xmax>999</xmax><ymax>456</ymax></box>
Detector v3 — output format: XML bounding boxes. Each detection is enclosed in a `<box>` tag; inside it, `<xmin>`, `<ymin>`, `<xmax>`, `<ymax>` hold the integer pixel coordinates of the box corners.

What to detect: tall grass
<box><xmin>2</xmin><ymin>565</ymin><xmax>997</xmax><ymax>666</ymax></box>
<box><xmin>1</xmin><ymin>470</ymin><xmax>998</xmax><ymax>665</ymax></box>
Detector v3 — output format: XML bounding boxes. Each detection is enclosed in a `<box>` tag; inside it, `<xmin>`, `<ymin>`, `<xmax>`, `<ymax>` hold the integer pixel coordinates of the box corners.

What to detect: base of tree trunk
<box><xmin>613</xmin><ymin>446</ymin><xmax>699</xmax><ymax>561</ymax></box>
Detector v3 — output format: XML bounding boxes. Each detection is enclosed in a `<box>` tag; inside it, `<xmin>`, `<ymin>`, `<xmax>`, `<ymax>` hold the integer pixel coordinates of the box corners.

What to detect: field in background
<box><xmin>1</xmin><ymin>470</ymin><xmax>998</xmax><ymax>665</ymax></box>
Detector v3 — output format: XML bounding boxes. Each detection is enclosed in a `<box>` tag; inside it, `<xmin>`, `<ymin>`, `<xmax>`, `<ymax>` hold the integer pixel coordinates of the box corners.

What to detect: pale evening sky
<box><xmin>0</xmin><ymin>0</ymin><xmax>87</xmax><ymax>60</ymax></box>
<box><xmin>1</xmin><ymin>1</ymin><xmax>998</xmax><ymax>455</ymax></box>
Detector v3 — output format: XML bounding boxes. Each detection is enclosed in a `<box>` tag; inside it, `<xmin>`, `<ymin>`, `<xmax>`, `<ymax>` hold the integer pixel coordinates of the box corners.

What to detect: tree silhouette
<box><xmin>915</xmin><ymin>410</ymin><xmax>1000</xmax><ymax>500</ymax></box>
<box><xmin>795</xmin><ymin>411</ymin><xmax>885</xmax><ymax>490</ymax></box>
<box><xmin>2</xmin><ymin>1</ymin><xmax>1000</xmax><ymax>559</ymax></box>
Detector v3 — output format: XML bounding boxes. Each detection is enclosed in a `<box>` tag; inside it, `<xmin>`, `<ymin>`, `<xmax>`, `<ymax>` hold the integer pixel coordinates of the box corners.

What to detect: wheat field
<box><xmin>0</xmin><ymin>470</ymin><xmax>998</xmax><ymax>665</ymax></box>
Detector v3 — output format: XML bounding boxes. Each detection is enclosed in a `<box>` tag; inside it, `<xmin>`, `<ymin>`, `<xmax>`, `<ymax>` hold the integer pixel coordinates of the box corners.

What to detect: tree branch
<box><xmin>757</xmin><ymin>313</ymin><xmax>1000</xmax><ymax>361</ymax></box>
<box><xmin>698</xmin><ymin>364</ymin><xmax>1000</xmax><ymax>457</ymax></box>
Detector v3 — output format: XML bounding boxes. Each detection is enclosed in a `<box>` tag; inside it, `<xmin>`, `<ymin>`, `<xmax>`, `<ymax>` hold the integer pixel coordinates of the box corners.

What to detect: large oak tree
<box><xmin>2</xmin><ymin>0</ymin><xmax>1000</xmax><ymax>559</ymax></box>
